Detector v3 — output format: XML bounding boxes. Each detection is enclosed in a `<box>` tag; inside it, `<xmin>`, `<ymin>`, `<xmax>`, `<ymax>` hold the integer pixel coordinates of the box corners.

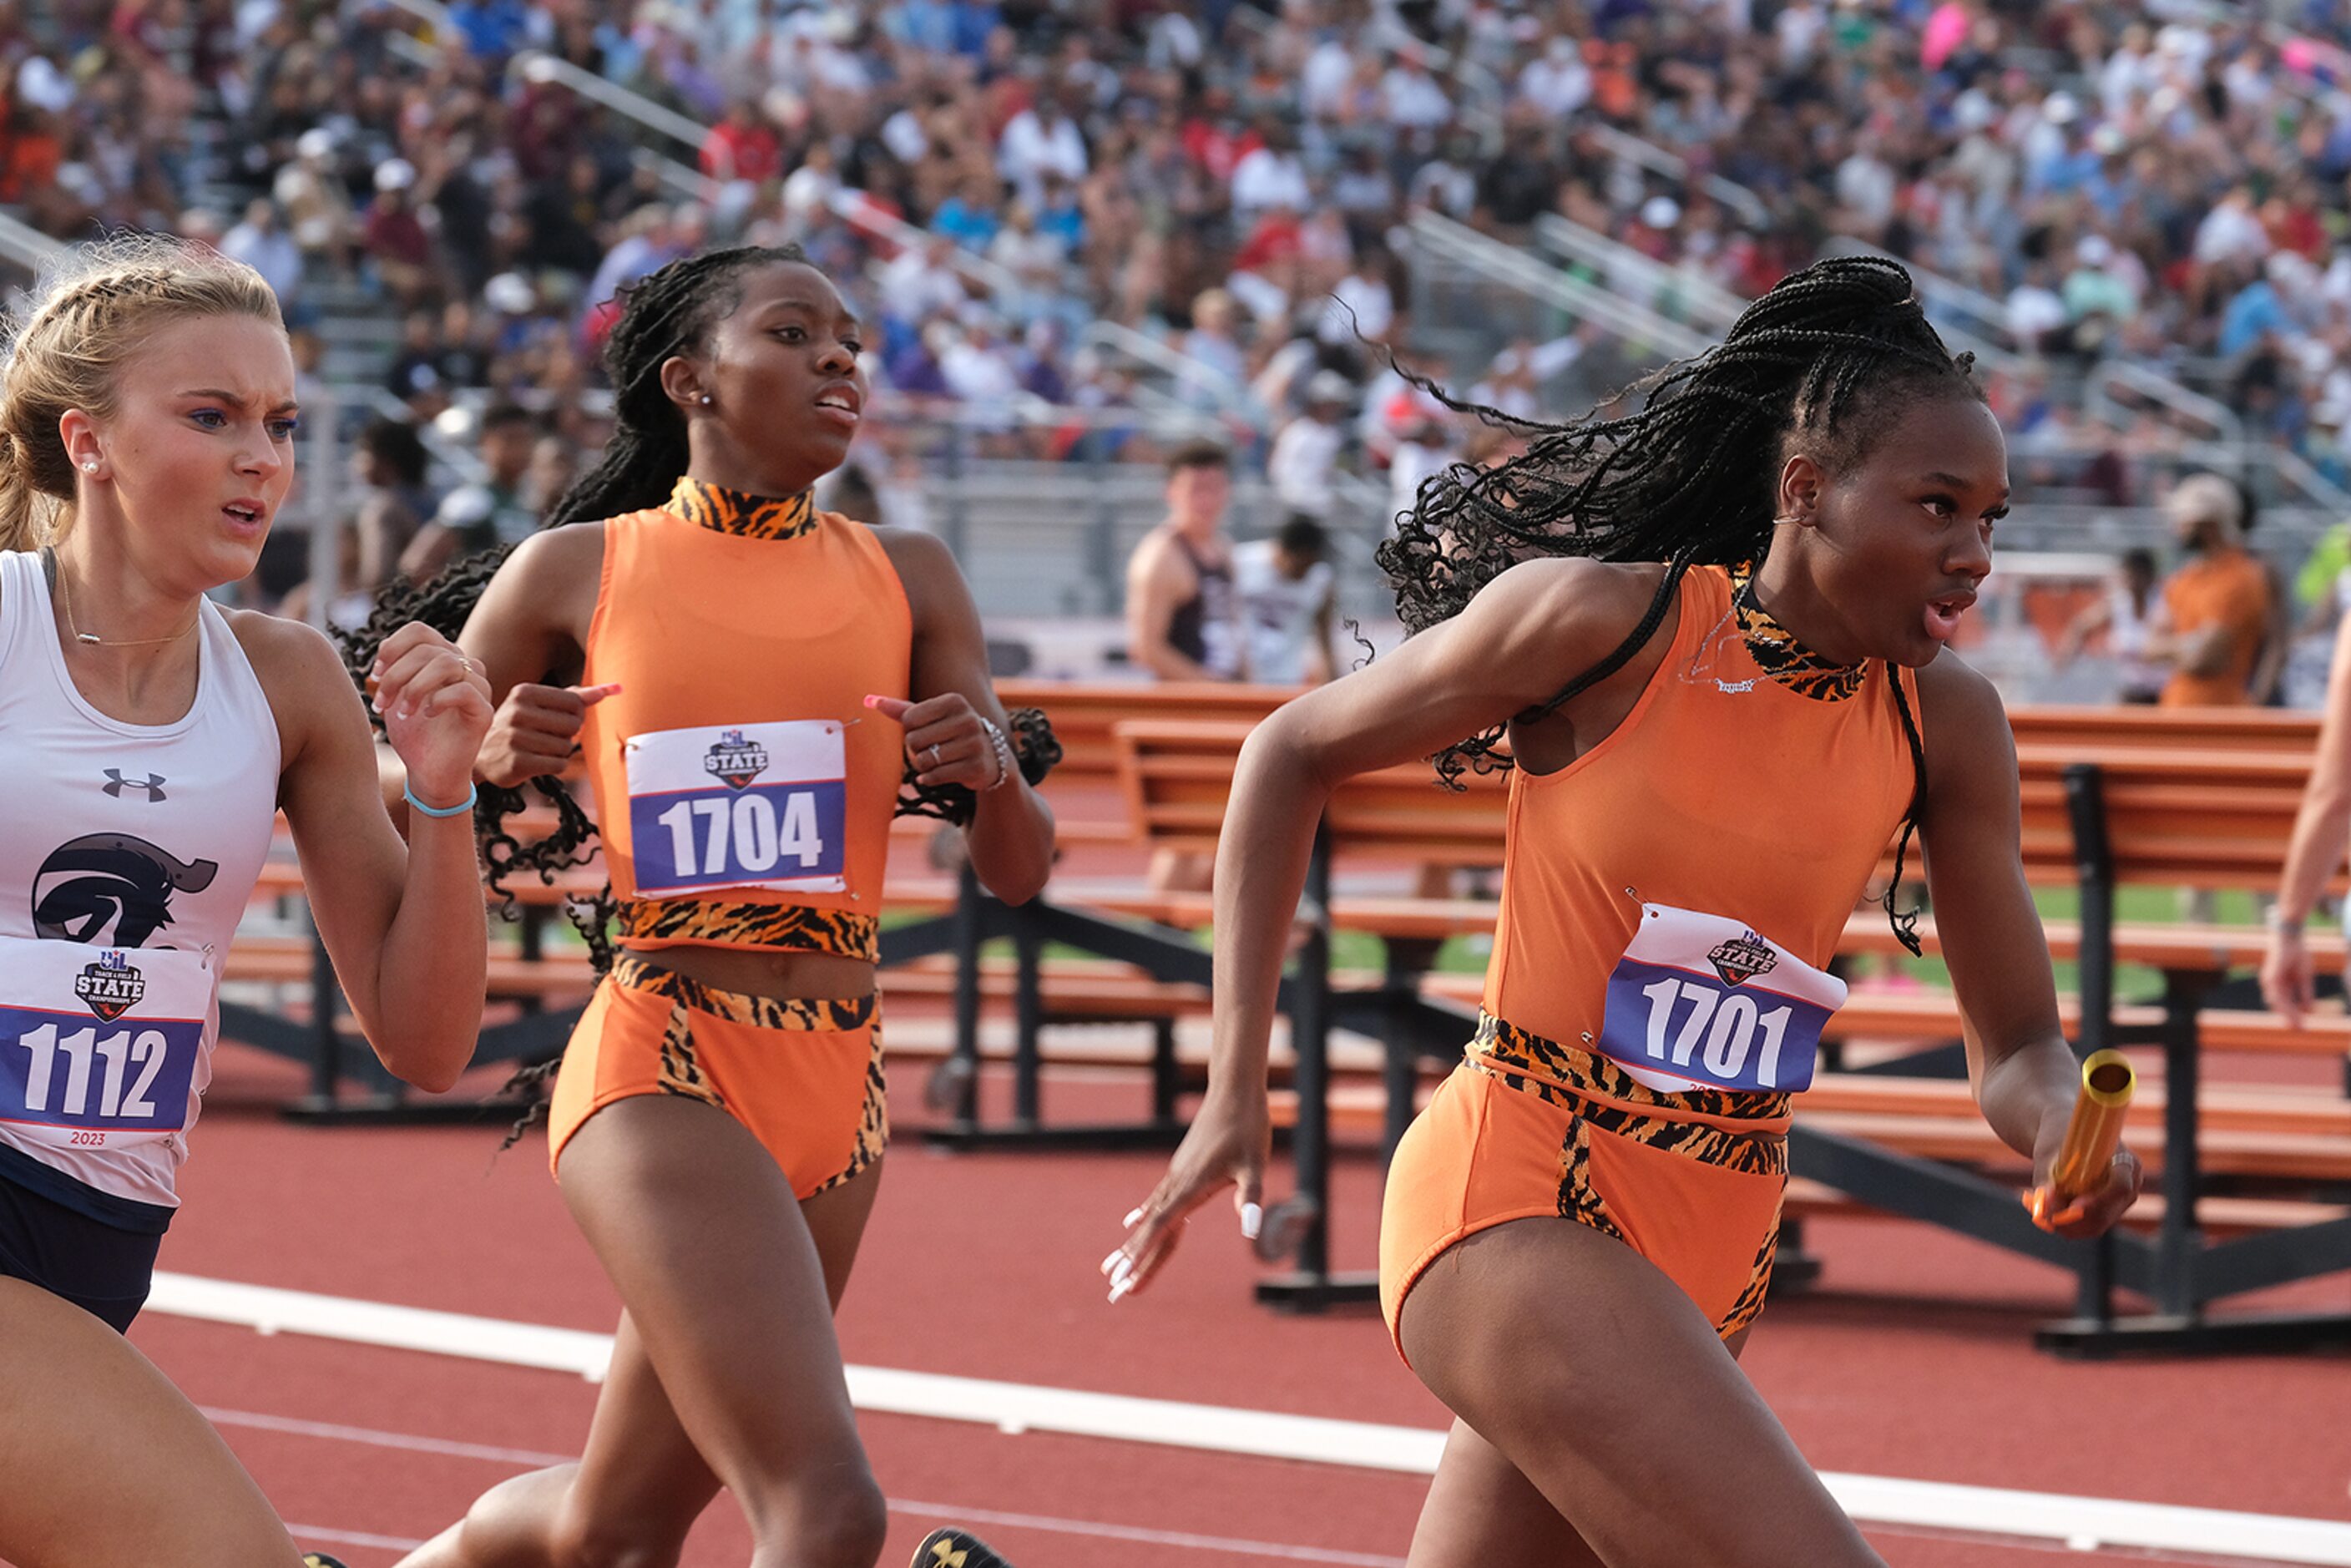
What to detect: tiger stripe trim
<box><xmin>655</xmin><ymin>1002</ymin><xmax>726</xmax><ymax>1109</ymax></box>
<box><xmin>1718</xmin><ymin>1207</ymin><xmax>1783</xmax><ymax>1336</ymax></box>
<box><xmin>1471</xmin><ymin>1014</ymin><xmax>1789</xmax><ymax>1125</ymax></box>
<box><xmin>665</xmin><ymin>476</ymin><xmax>819</xmax><ymax>540</ymax></box>
<box><xmin>811</xmin><ymin>1027</ymin><xmax>889</xmax><ymax>1196</ymax></box>
<box><xmin>1729</xmin><ymin>560</ymin><xmax>1866</xmax><ymax>702</ymax></box>
<box><xmin>613</xmin><ymin>955</ymin><xmax>876</xmax><ymax>1031</ymax></box>
<box><xmin>616</xmin><ymin>898</ymin><xmax>878</xmax><ymax>963</ymax></box>
<box><xmin>1556</xmin><ymin>1116</ymin><xmax>1626</xmax><ymax>1244</ymax></box>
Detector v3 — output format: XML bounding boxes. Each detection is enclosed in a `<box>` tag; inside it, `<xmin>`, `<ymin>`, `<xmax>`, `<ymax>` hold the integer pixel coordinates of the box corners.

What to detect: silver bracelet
<box><xmin>979</xmin><ymin>717</ymin><xmax>1014</xmax><ymax>792</ymax></box>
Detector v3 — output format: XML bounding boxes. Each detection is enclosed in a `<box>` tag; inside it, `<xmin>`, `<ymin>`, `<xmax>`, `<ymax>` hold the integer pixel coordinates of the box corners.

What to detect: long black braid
<box><xmin>1377</xmin><ymin>255</ymin><xmax>1984</xmax><ymax>955</ymax></box>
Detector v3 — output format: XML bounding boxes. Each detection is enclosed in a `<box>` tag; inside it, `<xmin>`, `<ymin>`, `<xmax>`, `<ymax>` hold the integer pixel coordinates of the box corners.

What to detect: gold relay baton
<box><xmin>2050</xmin><ymin>1049</ymin><xmax>2136</xmax><ymax>1201</ymax></box>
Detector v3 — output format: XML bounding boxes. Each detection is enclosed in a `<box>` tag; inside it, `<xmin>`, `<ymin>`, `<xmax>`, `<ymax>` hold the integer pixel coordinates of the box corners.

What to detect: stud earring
<box><xmin>700</xmin><ymin>394</ymin><xmax>713</xmax><ymax>406</ymax></box>
<box><xmin>81</xmin><ymin>459</ymin><xmax>99</xmax><ymax>474</ymax></box>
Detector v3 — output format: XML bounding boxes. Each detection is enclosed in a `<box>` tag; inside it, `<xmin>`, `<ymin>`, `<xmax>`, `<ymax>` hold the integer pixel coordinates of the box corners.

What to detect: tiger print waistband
<box><xmin>1468</xmin><ymin>1012</ymin><xmax>1792</xmax><ymax>1134</ymax></box>
<box><xmin>615</xmin><ymin>898</ymin><xmax>879</xmax><ymax>964</ymax></box>
<box><xmin>612</xmin><ymin>954</ymin><xmax>877</xmax><ymax>1031</ymax></box>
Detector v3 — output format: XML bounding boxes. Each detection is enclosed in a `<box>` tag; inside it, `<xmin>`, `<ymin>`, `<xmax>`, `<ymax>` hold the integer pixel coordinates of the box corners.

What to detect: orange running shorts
<box><xmin>1380</xmin><ymin>1014</ymin><xmax>1788</xmax><ymax>1364</ymax></box>
<box><xmin>549</xmin><ymin>954</ymin><xmax>886</xmax><ymax>1199</ymax></box>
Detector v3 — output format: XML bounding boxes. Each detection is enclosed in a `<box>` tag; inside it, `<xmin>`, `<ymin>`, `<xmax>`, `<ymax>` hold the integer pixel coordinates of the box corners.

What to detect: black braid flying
<box><xmin>1375</xmin><ymin>255</ymin><xmax>1984</xmax><ymax>956</ymax></box>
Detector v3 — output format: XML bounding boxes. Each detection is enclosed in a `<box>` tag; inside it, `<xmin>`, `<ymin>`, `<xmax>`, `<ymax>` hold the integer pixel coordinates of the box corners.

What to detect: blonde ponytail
<box><xmin>0</xmin><ymin>234</ymin><xmax>283</xmax><ymax>553</ymax></box>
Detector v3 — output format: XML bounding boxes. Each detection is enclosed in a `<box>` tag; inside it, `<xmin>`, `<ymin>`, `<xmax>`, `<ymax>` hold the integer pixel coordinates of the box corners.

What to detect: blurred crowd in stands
<box><xmin>14</xmin><ymin>0</ymin><xmax>2351</xmax><ymax>671</ymax></box>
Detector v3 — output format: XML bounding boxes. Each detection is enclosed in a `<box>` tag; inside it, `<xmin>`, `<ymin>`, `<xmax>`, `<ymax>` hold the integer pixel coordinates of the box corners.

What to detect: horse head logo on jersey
<box><xmin>1706</xmin><ymin>930</ymin><xmax>1779</xmax><ymax>987</ymax></box>
<box><xmin>703</xmin><ymin>729</ymin><xmax>770</xmax><ymax>791</ymax></box>
<box><xmin>33</xmin><ymin>833</ymin><xmax>219</xmax><ymax>946</ymax></box>
<box><xmin>73</xmin><ymin>949</ymin><xmax>147</xmax><ymax>1022</ymax></box>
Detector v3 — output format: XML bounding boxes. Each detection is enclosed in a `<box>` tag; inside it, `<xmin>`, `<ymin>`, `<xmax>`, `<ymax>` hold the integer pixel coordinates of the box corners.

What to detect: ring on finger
<box><xmin>927</xmin><ymin>743</ymin><xmax>942</xmax><ymax>766</ymax></box>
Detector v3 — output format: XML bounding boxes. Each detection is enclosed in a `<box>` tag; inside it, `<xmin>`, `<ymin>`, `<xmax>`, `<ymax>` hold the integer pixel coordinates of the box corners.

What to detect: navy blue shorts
<box><xmin>0</xmin><ymin>1167</ymin><xmax>164</xmax><ymax>1333</ymax></box>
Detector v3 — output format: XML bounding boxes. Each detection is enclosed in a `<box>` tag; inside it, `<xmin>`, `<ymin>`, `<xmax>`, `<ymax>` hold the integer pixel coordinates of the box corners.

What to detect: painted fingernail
<box><xmin>862</xmin><ymin>694</ymin><xmax>880</xmax><ymax>707</ymax></box>
<box><xmin>1109</xmin><ymin>1256</ymin><xmax>1133</xmax><ymax>1286</ymax></box>
<box><xmin>1241</xmin><ymin>1202</ymin><xmax>1262</xmax><ymax>1241</ymax></box>
<box><xmin>1123</xmin><ymin>1206</ymin><xmax>1145</xmax><ymax>1227</ymax></box>
<box><xmin>1108</xmin><ymin>1277</ymin><xmax>1135</xmax><ymax>1303</ymax></box>
<box><xmin>1100</xmin><ymin>1249</ymin><xmax>1125</xmax><ymax>1275</ymax></box>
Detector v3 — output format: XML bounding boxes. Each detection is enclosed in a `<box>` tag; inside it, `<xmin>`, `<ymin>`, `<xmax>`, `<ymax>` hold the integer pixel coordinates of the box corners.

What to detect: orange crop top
<box><xmin>579</xmin><ymin>477</ymin><xmax>913</xmax><ymax>964</ymax></box>
<box><xmin>1481</xmin><ymin>564</ymin><xmax>1920</xmax><ymax>1101</ymax></box>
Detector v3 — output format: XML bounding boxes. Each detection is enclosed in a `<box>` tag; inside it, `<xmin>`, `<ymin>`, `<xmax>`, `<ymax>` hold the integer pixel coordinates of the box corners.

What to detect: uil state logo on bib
<box><xmin>1706</xmin><ymin>930</ymin><xmax>1777</xmax><ymax>987</ymax></box>
<box><xmin>1594</xmin><ymin>903</ymin><xmax>1847</xmax><ymax>1095</ymax></box>
<box><xmin>704</xmin><ymin>729</ymin><xmax>770</xmax><ymax>790</ymax></box>
<box><xmin>625</xmin><ymin>720</ymin><xmax>849</xmax><ymax>897</ymax></box>
<box><xmin>73</xmin><ymin>950</ymin><xmax>145</xmax><ymax>1023</ymax></box>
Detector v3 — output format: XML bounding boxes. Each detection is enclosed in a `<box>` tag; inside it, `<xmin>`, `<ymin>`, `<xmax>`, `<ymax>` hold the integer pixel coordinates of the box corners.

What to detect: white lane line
<box><xmin>250</xmin><ymin>1412</ymin><xmax>1402</xmax><ymax>1565</ymax></box>
<box><xmin>202</xmin><ymin>1407</ymin><xmax>574</xmax><ymax>1469</ymax></box>
<box><xmin>150</xmin><ymin>1273</ymin><xmax>2351</xmax><ymax>1567</ymax></box>
<box><xmin>237</xmin><ymin>1406</ymin><xmax>2290</xmax><ymax>1568</ymax></box>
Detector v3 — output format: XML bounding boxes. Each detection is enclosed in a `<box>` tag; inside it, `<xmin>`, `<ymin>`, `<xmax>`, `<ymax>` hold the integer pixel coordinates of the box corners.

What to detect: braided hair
<box><xmin>1377</xmin><ymin>256</ymin><xmax>1985</xmax><ymax>954</ymax></box>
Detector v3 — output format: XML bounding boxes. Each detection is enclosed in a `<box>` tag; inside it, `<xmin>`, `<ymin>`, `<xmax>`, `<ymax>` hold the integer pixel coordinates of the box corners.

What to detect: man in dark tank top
<box><xmin>1125</xmin><ymin>439</ymin><xmax>1241</xmax><ymax>681</ymax></box>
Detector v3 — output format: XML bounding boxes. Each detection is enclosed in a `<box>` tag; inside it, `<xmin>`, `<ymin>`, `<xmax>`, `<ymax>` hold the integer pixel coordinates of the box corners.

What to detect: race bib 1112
<box><xmin>625</xmin><ymin>721</ymin><xmax>849</xmax><ymax>898</ymax></box>
<box><xmin>0</xmin><ymin>938</ymin><xmax>210</xmax><ymax>1148</ymax></box>
<box><xmin>1592</xmin><ymin>904</ymin><xmax>1845</xmax><ymax>1095</ymax></box>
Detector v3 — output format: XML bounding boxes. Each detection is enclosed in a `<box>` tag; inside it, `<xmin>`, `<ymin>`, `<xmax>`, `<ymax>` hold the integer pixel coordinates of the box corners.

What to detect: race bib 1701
<box><xmin>1592</xmin><ymin>904</ymin><xmax>1846</xmax><ymax>1095</ymax></box>
<box><xmin>0</xmin><ymin>937</ymin><xmax>210</xmax><ymax>1149</ymax></box>
<box><xmin>624</xmin><ymin>721</ymin><xmax>849</xmax><ymax>898</ymax></box>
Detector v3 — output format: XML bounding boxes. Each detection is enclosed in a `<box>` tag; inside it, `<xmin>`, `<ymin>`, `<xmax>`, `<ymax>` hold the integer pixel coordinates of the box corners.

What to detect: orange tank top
<box><xmin>580</xmin><ymin>477</ymin><xmax>913</xmax><ymax>963</ymax></box>
<box><xmin>1481</xmin><ymin>564</ymin><xmax>1919</xmax><ymax>1104</ymax></box>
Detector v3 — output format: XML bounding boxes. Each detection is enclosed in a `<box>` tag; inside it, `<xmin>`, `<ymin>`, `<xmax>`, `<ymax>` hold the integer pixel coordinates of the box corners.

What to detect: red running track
<box><xmin>116</xmin><ymin>1044</ymin><xmax>2351</xmax><ymax>1568</ymax></box>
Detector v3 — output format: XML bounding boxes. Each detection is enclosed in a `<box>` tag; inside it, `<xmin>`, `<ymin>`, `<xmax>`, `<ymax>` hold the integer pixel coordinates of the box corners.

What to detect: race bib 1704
<box><xmin>1592</xmin><ymin>904</ymin><xmax>1846</xmax><ymax>1095</ymax></box>
<box><xmin>0</xmin><ymin>937</ymin><xmax>210</xmax><ymax>1149</ymax></box>
<box><xmin>624</xmin><ymin>721</ymin><xmax>849</xmax><ymax>898</ymax></box>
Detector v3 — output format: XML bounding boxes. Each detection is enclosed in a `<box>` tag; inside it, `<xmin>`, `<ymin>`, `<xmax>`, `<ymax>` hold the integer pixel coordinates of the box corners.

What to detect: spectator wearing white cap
<box><xmin>362</xmin><ymin>157</ymin><xmax>436</xmax><ymax>306</ymax></box>
<box><xmin>2063</xmin><ymin>235</ymin><xmax>2139</xmax><ymax>330</ymax></box>
<box><xmin>2150</xmin><ymin>473</ymin><xmax>2273</xmax><ymax>707</ymax></box>
<box><xmin>274</xmin><ymin>126</ymin><xmax>354</xmax><ymax>262</ymax></box>
<box><xmin>1267</xmin><ymin>371</ymin><xmax>1353</xmax><ymax>520</ymax></box>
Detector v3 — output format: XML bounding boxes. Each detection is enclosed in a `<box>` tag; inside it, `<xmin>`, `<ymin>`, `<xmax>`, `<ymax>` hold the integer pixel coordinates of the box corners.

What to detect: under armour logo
<box><xmin>927</xmin><ymin>1545</ymin><xmax>966</xmax><ymax>1568</ymax></box>
<box><xmin>101</xmin><ymin>771</ymin><xmax>168</xmax><ymax>801</ymax></box>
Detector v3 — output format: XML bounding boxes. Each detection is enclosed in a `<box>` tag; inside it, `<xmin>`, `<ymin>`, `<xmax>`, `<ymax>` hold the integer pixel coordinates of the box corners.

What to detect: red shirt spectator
<box><xmin>364</xmin><ymin>188</ymin><xmax>432</xmax><ymax>267</ymax></box>
<box><xmin>700</xmin><ymin>104</ymin><xmax>783</xmax><ymax>185</ymax></box>
<box><xmin>1234</xmin><ymin>210</ymin><xmax>1302</xmax><ymax>274</ymax></box>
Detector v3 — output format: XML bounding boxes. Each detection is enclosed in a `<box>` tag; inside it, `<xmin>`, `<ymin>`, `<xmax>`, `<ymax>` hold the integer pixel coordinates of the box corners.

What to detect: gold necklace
<box><xmin>47</xmin><ymin>551</ymin><xmax>201</xmax><ymax>649</ymax></box>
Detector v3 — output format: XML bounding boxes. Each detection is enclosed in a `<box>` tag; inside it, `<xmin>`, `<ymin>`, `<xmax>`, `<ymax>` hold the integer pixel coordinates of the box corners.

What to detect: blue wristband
<box><xmin>403</xmin><ymin>781</ymin><xmax>478</xmax><ymax>818</ymax></box>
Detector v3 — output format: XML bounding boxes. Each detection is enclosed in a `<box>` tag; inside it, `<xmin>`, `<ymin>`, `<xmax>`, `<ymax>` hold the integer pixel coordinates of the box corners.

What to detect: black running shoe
<box><xmin>301</xmin><ymin>1557</ymin><xmax>351</xmax><ymax>1567</ymax></box>
<box><xmin>911</xmin><ymin>1527</ymin><xmax>1015</xmax><ymax>1568</ymax></box>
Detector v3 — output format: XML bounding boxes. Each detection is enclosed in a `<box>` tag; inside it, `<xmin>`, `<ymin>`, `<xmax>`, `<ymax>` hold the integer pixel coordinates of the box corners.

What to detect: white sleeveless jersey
<box><xmin>0</xmin><ymin>549</ymin><xmax>280</xmax><ymax>1221</ymax></box>
<box><xmin>1232</xmin><ymin>539</ymin><xmax>1333</xmax><ymax>685</ymax></box>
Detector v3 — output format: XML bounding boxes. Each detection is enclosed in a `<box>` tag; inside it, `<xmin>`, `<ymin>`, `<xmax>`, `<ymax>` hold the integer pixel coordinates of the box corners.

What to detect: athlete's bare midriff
<box><xmin>621</xmin><ymin>941</ymin><xmax>876</xmax><ymax>1003</ymax></box>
